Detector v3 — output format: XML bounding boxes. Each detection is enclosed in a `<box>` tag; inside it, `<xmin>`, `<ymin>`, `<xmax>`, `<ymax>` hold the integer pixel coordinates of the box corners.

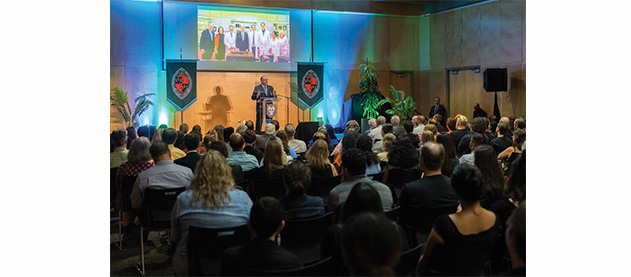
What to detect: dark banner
<box><xmin>166</xmin><ymin>59</ymin><xmax>197</xmax><ymax>111</ymax></box>
<box><xmin>297</xmin><ymin>62</ymin><xmax>324</xmax><ymax>108</ymax></box>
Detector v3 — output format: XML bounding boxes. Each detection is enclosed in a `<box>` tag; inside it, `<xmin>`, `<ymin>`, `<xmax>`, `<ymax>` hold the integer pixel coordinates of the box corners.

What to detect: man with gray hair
<box><xmin>412</xmin><ymin>115</ymin><xmax>426</xmax><ymax>135</ymax></box>
<box><xmin>369</xmin><ymin>115</ymin><xmax>387</xmax><ymax>143</ymax></box>
<box><xmin>256</xmin><ymin>123</ymin><xmax>276</xmax><ymax>152</ymax></box>
<box><xmin>284</xmin><ymin>123</ymin><xmax>307</xmax><ymax>154</ymax></box>
<box><xmin>364</xmin><ymin>118</ymin><xmax>377</xmax><ymax>135</ymax></box>
<box><xmin>391</xmin><ymin>115</ymin><xmax>405</xmax><ymax>138</ymax></box>
<box><xmin>111</xmin><ymin>128</ymin><xmax>128</xmax><ymax>168</ymax></box>
<box><xmin>499</xmin><ymin>117</ymin><xmax>513</xmax><ymax>139</ymax></box>
<box><xmin>514</xmin><ymin>117</ymin><xmax>526</xmax><ymax>131</ymax></box>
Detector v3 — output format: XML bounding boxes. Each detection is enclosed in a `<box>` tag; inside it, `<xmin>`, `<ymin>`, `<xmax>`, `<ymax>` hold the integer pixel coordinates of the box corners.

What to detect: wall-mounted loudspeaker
<box><xmin>483</xmin><ymin>68</ymin><xmax>507</xmax><ymax>92</ymax></box>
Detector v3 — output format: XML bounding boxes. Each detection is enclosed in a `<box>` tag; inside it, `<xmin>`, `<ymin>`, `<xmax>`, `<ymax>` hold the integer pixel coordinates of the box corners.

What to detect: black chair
<box><xmin>395</xmin><ymin>243</ymin><xmax>424</xmax><ymax>276</ymax></box>
<box><xmin>115</xmin><ymin>175</ymin><xmax>138</xmax><ymax>250</ymax></box>
<box><xmin>138</xmin><ymin>187</ymin><xmax>186</xmax><ymax>275</ymax></box>
<box><xmin>281</xmin><ymin>212</ymin><xmax>334</xmax><ymax>263</ymax></box>
<box><xmin>367</xmin><ymin>170</ymin><xmax>385</xmax><ymax>183</ymax></box>
<box><xmin>399</xmin><ymin>203</ymin><xmax>459</xmax><ymax>241</ymax></box>
<box><xmin>306</xmin><ymin>175</ymin><xmax>342</xmax><ymax>204</ymax></box>
<box><xmin>187</xmin><ymin>225</ymin><xmax>250</xmax><ymax>276</ymax></box>
<box><xmin>242</xmin><ymin>256</ymin><xmax>333</xmax><ymax>276</ymax></box>
<box><xmin>110</xmin><ymin>167</ymin><xmax>118</xmax><ymax>209</ymax></box>
<box><xmin>384</xmin><ymin>168</ymin><xmax>422</xmax><ymax>200</ymax></box>
<box><xmin>235</xmin><ymin>178</ymin><xmax>251</xmax><ymax>193</ymax></box>
<box><xmin>385</xmin><ymin>205</ymin><xmax>401</xmax><ymax>222</ymax></box>
<box><xmin>251</xmin><ymin>178</ymin><xmax>287</xmax><ymax>200</ymax></box>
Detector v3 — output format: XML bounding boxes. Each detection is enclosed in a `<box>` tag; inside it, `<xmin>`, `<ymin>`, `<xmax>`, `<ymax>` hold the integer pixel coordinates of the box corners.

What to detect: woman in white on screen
<box><xmin>270</xmin><ymin>31</ymin><xmax>280</xmax><ymax>63</ymax></box>
<box><xmin>279</xmin><ymin>31</ymin><xmax>289</xmax><ymax>61</ymax></box>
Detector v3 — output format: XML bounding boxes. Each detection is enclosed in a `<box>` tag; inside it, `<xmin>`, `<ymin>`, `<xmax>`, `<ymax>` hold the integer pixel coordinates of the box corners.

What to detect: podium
<box><xmin>258</xmin><ymin>97</ymin><xmax>278</xmax><ymax>122</ymax></box>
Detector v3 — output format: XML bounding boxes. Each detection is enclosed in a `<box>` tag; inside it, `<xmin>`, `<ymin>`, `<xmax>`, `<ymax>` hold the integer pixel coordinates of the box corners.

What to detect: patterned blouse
<box><xmin>114</xmin><ymin>161</ymin><xmax>154</xmax><ymax>211</ymax></box>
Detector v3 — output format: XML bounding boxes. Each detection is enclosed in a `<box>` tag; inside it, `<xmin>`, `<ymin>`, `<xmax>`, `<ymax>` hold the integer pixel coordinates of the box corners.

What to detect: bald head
<box><xmin>500</xmin><ymin>117</ymin><xmax>510</xmax><ymax>124</ymax></box>
<box><xmin>229</xmin><ymin>133</ymin><xmax>245</xmax><ymax>151</ymax></box>
<box><xmin>420</xmin><ymin>142</ymin><xmax>445</xmax><ymax>172</ymax></box>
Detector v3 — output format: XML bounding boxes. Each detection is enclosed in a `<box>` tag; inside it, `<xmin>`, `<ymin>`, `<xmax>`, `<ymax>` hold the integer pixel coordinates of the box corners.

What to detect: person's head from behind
<box><xmin>341</xmin><ymin>130</ymin><xmax>360</xmax><ymax>150</ymax></box>
<box><xmin>249</xmin><ymin>197</ymin><xmax>285</xmax><ymax>240</ymax></box>
<box><xmin>470</xmin><ymin>132</ymin><xmax>485</xmax><ymax>151</ymax></box>
<box><xmin>149</xmin><ymin>141</ymin><xmax>171</xmax><ymax>162</ymax></box>
<box><xmin>229</xmin><ymin>132</ymin><xmax>245</xmax><ymax>151</ymax></box>
<box><xmin>376</xmin><ymin>116</ymin><xmax>386</xmax><ymax>126</ymax></box>
<box><xmin>474</xmin><ymin>145</ymin><xmax>504</xmax><ymax>197</ymax></box>
<box><xmin>284</xmin><ymin>161</ymin><xmax>311</xmax><ymax>197</ymax></box>
<box><xmin>270</xmin><ymin>120</ymin><xmax>280</xmax><ymax>134</ymax></box>
<box><xmin>192</xmin><ymin>124</ymin><xmax>202</xmax><ymax>135</ymax></box>
<box><xmin>223</xmin><ymin>126</ymin><xmax>234</xmax><ymax>142</ymax></box>
<box><xmin>179</xmin><ymin>123</ymin><xmax>189</xmax><ymax>134</ymax></box>
<box><xmin>312</xmin><ymin>131</ymin><xmax>327</xmax><ymax>144</ymax></box>
<box><xmin>403</xmin><ymin>121</ymin><xmax>414</xmax><ymax>134</ymax></box>
<box><xmin>342</xmin><ymin>148</ymin><xmax>368</xmax><ymax>177</ymax></box>
<box><xmin>456</xmin><ymin>115</ymin><xmax>469</xmax><ymax>129</ymax></box>
<box><xmin>382</xmin><ymin>133</ymin><xmax>396</xmax><ymax>152</ymax></box>
<box><xmin>514</xmin><ymin>118</ymin><xmax>526</xmax><ymax>130</ymax></box>
<box><xmin>190</xmin><ymin>150</ymin><xmax>234</xmax><ymax>207</ymax></box>
<box><xmin>470</xmin><ymin>117</ymin><xmax>488</xmax><ymax>134</ymax></box>
<box><xmin>275</xmin><ymin>130</ymin><xmax>290</xmax><ymax>152</ymax></box>
<box><xmin>242</xmin><ymin>129</ymin><xmax>257</xmax><ymax>146</ymax></box>
<box><xmin>450</xmin><ymin>163</ymin><xmax>484</xmax><ymax>204</ymax></box>
<box><xmin>367</xmin><ymin>118</ymin><xmax>377</xmax><ymax>129</ymax></box>
<box><xmin>284</xmin><ymin>123</ymin><xmax>296</xmax><ymax>138</ymax></box>
<box><xmin>263</xmin><ymin>138</ymin><xmax>285</xmax><ymax>169</ymax></box>
<box><xmin>341</xmin><ymin>212</ymin><xmax>402</xmax><ymax>276</ymax></box>
<box><xmin>112</xmin><ymin>128</ymin><xmax>127</xmax><ymax>148</ymax></box>
<box><xmin>265</xmin><ymin>123</ymin><xmax>276</xmax><ymax>135</ymax></box>
<box><xmin>387</xmin><ymin>137</ymin><xmax>419</xmax><ymax>169</ymax></box>
<box><xmin>512</xmin><ymin>129</ymin><xmax>526</xmax><ymax>149</ymax></box>
<box><xmin>245</xmin><ymin>120</ymin><xmax>254</xmax><ymax>130</ymax></box>
<box><xmin>506</xmin><ymin>201</ymin><xmax>526</xmax><ymax>266</ymax></box>
<box><xmin>235</xmin><ymin>124</ymin><xmax>248</xmax><ymax>135</ymax></box>
<box><xmin>355</xmin><ymin>134</ymin><xmax>373</xmax><ymax>153</ymax></box>
<box><xmin>346</xmin><ymin>120</ymin><xmax>361</xmax><ymax>133</ymax></box>
<box><xmin>420</xmin><ymin>142</ymin><xmax>444</xmax><ymax>172</ymax></box>
<box><xmin>342</xmin><ymin>182</ymin><xmax>383</xmax><ymax>222</ymax></box>
<box><xmin>137</xmin><ymin>126</ymin><xmax>149</xmax><ymax>138</ymax></box>
<box><xmin>306</xmin><ymin>139</ymin><xmax>330</xmax><ymax>169</ymax></box>
<box><xmin>506</xmin><ymin>150</ymin><xmax>526</xmax><ymax>202</ymax></box>
<box><xmin>381</xmin><ymin>124</ymin><xmax>393</xmax><ymax>137</ymax></box>
<box><xmin>446</xmin><ymin>117</ymin><xmax>456</xmax><ymax>131</ymax></box>
<box><xmin>209</xmin><ymin>141</ymin><xmax>230</xmax><ymax>158</ymax></box>
<box><xmin>390</xmin><ymin>115</ymin><xmax>400</xmax><ymax>126</ymax></box>
<box><xmin>127</xmin><ymin>137</ymin><xmax>152</xmax><ymax>163</ymax></box>
<box><xmin>213</xmin><ymin>125</ymin><xmax>225</xmax><ymax>142</ymax></box>
<box><xmin>423</xmin><ymin>124</ymin><xmax>437</xmax><ymax>136</ymax></box>
<box><xmin>162</xmin><ymin>128</ymin><xmax>178</xmax><ymax>145</ymax></box>
<box><xmin>421</xmin><ymin>130</ymin><xmax>435</xmax><ymax>144</ymax></box>
<box><xmin>497</xmin><ymin>121</ymin><xmax>510</xmax><ymax>135</ymax></box>
<box><xmin>184</xmin><ymin>132</ymin><xmax>201</xmax><ymax>152</ymax></box>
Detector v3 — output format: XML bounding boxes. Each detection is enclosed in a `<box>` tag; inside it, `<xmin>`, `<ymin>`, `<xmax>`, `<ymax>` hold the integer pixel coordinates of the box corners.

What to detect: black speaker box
<box><xmin>483</xmin><ymin>68</ymin><xmax>507</xmax><ymax>92</ymax></box>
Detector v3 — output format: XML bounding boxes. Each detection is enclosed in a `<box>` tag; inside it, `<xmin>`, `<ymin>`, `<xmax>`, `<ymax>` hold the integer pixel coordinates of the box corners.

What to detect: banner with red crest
<box><xmin>166</xmin><ymin>59</ymin><xmax>197</xmax><ymax>111</ymax></box>
<box><xmin>297</xmin><ymin>62</ymin><xmax>324</xmax><ymax>108</ymax></box>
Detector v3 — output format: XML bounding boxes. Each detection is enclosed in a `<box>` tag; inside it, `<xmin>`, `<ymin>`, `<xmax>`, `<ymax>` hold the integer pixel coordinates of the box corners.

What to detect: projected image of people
<box><xmin>198</xmin><ymin>7</ymin><xmax>290</xmax><ymax>63</ymax></box>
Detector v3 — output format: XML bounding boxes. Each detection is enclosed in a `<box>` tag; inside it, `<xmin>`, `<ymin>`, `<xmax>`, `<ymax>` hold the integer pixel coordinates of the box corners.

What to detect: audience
<box><xmin>174</xmin><ymin>130</ymin><xmax>186</xmax><ymax>150</ymax></box>
<box><xmin>436</xmin><ymin>134</ymin><xmax>458</xmax><ymax>177</ymax></box>
<box><xmin>332</xmin><ymin>130</ymin><xmax>360</xmax><ymax>173</ymax></box>
<box><xmin>208</xmin><ymin>141</ymin><xmax>244</xmax><ymax>183</ymax></box>
<box><xmin>280</xmin><ymin>161</ymin><xmax>325</xmax><ymax>219</ymax></box>
<box><xmin>369</xmin><ymin>115</ymin><xmax>386</xmax><ymax>144</ymax></box>
<box><xmin>284</xmin><ymin>123</ymin><xmax>307</xmax><ymax>154</ymax></box>
<box><xmin>421</xmin><ymin>130</ymin><xmax>436</xmax><ymax>145</ymax></box>
<box><xmin>474</xmin><ymin>145</ymin><xmax>506</xmax><ymax>209</ymax></box>
<box><xmin>162</xmin><ymin>128</ymin><xmax>186</xmax><ymax>161</ymax></box>
<box><xmin>372</xmin><ymin>123</ymin><xmax>393</xmax><ymax>153</ymax></box>
<box><xmin>514</xmin><ymin>117</ymin><xmax>526</xmax><ymax>131</ymax></box>
<box><xmin>387</xmin><ymin>137</ymin><xmax>420</xmax><ymax>171</ymax></box>
<box><xmin>171</xmin><ymin>150</ymin><xmax>253</xmax><ymax>276</ymax></box>
<box><xmin>450</xmin><ymin>115</ymin><xmax>470</xmax><ymax>148</ymax></box>
<box><xmin>227</xmin><ymin>132</ymin><xmax>259</xmax><ymax>172</ymax></box>
<box><xmin>178</xmin><ymin>123</ymin><xmax>189</xmax><ymax>134</ymax></box>
<box><xmin>328</xmin><ymin>148</ymin><xmax>393</xmax><ymax>212</ymax></box>
<box><xmin>498</xmin><ymin>129</ymin><xmax>525</xmax><ymax>176</ymax></box>
<box><xmin>244</xmin><ymin>120</ymin><xmax>254</xmax><ymax>131</ymax></box>
<box><xmin>174</xmin><ymin>132</ymin><xmax>202</xmax><ymax>173</ymax></box>
<box><xmin>256</xmin><ymin>123</ymin><xmax>276</xmax><ymax>152</ymax></box>
<box><xmin>355</xmin><ymin>134</ymin><xmax>382</xmax><ymax>175</ymax></box>
<box><xmin>490</xmin><ymin>121</ymin><xmax>513</xmax><ymax>155</ymax></box>
<box><xmin>253</xmin><ymin>138</ymin><xmax>286</xmax><ymax>181</ymax></box>
<box><xmin>306</xmin><ymin>139</ymin><xmax>338</xmax><ymax>179</ymax></box>
<box><xmin>391</xmin><ymin>115</ymin><xmax>405</xmax><ymax>138</ymax></box>
<box><xmin>457</xmin><ymin>117</ymin><xmax>489</xmax><ymax>156</ymax></box>
<box><xmin>459</xmin><ymin>132</ymin><xmax>485</xmax><ymax>165</ymax></box>
<box><xmin>445</xmin><ymin>117</ymin><xmax>456</xmax><ymax>134</ymax></box>
<box><xmin>402</xmin><ymin>120</ymin><xmax>420</xmax><ymax>148</ymax></box>
<box><xmin>241</xmin><ymin>129</ymin><xmax>263</xmax><ymax>163</ymax></box>
<box><xmin>126</xmin><ymin>126</ymin><xmax>138</xmax><ymax>150</ymax></box>
<box><xmin>417</xmin><ymin>164</ymin><xmax>499</xmax><ymax>276</ymax></box>
<box><xmin>221</xmin><ymin>197</ymin><xmax>302</xmax><ymax>275</ymax></box>
<box><xmin>275</xmin><ymin>130</ymin><xmax>297</xmax><ymax>160</ymax></box>
<box><xmin>223</xmin><ymin>126</ymin><xmax>235</xmax><ymax>155</ymax></box>
<box><xmin>412</xmin><ymin>115</ymin><xmax>426</xmax><ymax>135</ymax></box>
<box><xmin>111</xmin><ymin>128</ymin><xmax>129</xmax><ymax>168</ymax></box>
<box><xmin>377</xmin><ymin>133</ymin><xmax>396</xmax><ymax>162</ymax></box>
<box><xmin>213</xmin><ymin>124</ymin><xmax>226</xmax><ymax>143</ymax></box>
<box><xmin>130</xmin><ymin>141</ymin><xmax>193</xmax><ymax>210</ymax></box>
<box><xmin>502</xmin><ymin>201</ymin><xmax>526</xmax><ymax>276</ymax></box>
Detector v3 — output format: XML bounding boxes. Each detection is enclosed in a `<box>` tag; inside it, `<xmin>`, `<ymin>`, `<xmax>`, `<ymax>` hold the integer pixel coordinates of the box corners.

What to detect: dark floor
<box><xmin>110</xmin><ymin>211</ymin><xmax>174</xmax><ymax>276</ymax></box>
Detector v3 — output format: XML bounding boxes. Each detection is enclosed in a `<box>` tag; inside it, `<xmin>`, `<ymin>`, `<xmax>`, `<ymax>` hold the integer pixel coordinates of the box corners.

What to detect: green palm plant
<box><xmin>378</xmin><ymin>85</ymin><xmax>416</xmax><ymax>120</ymax></box>
<box><xmin>359</xmin><ymin>60</ymin><xmax>382</xmax><ymax>119</ymax></box>
<box><xmin>110</xmin><ymin>87</ymin><xmax>155</xmax><ymax>128</ymax></box>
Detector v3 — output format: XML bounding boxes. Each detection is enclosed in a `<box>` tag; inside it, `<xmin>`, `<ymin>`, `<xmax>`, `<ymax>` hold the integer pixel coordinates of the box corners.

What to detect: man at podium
<box><xmin>251</xmin><ymin>75</ymin><xmax>276</xmax><ymax>132</ymax></box>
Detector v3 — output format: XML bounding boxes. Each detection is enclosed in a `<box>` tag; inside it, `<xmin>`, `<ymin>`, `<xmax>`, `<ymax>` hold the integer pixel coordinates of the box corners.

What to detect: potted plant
<box><xmin>378</xmin><ymin>85</ymin><xmax>416</xmax><ymax>120</ymax></box>
<box><xmin>110</xmin><ymin>87</ymin><xmax>155</xmax><ymax>128</ymax></box>
<box><xmin>358</xmin><ymin>60</ymin><xmax>383</xmax><ymax>119</ymax></box>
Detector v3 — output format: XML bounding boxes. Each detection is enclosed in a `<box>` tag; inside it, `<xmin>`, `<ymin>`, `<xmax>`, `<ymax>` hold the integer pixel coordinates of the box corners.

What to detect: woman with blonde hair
<box><xmin>306</xmin><ymin>139</ymin><xmax>338</xmax><ymax>179</ymax></box>
<box><xmin>421</xmin><ymin>130</ymin><xmax>436</xmax><ymax>145</ymax></box>
<box><xmin>378</xmin><ymin>133</ymin><xmax>396</xmax><ymax>162</ymax></box>
<box><xmin>275</xmin><ymin>130</ymin><xmax>297</xmax><ymax>160</ymax></box>
<box><xmin>254</xmin><ymin>138</ymin><xmax>286</xmax><ymax>181</ymax></box>
<box><xmin>171</xmin><ymin>150</ymin><xmax>253</xmax><ymax>276</ymax></box>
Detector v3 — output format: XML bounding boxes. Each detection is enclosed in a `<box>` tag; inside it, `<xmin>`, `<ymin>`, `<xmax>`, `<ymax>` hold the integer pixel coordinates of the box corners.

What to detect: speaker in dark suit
<box><xmin>251</xmin><ymin>75</ymin><xmax>276</xmax><ymax>132</ymax></box>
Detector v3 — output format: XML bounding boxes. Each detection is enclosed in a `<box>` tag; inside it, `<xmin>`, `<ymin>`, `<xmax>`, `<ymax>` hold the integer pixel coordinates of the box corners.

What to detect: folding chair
<box><xmin>187</xmin><ymin>225</ymin><xmax>250</xmax><ymax>276</ymax></box>
<box><xmin>251</xmin><ymin>178</ymin><xmax>287</xmax><ymax>200</ymax></box>
<box><xmin>242</xmin><ymin>256</ymin><xmax>333</xmax><ymax>276</ymax></box>
<box><xmin>306</xmin><ymin>175</ymin><xmax>342</xmax><ymax>204</ymax></box>
<box><xmin>281</xmin><ymin>212</ymin><xmax>334</xmax><ymax>263</ymax></box>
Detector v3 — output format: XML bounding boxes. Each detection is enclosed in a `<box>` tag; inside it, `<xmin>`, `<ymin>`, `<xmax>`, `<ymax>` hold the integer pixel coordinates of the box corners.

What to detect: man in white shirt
<box><xmin>284</xmin><ymin>123</ymin><xmax>307</xmax><ymax>154</ymax></box>
<box><xmin>412</xmin><ymin>115</ymin><xmax>426</xmax><ymax>135</ymax></box>
<box><xmin>369</xmin><ymin>116</ymin><xmax>386</xmax><ymax>144</ymax></box>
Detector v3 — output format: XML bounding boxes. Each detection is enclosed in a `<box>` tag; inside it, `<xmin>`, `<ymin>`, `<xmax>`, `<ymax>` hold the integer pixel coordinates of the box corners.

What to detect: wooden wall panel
<box><xmin>429</xmin><ymin>13</ymin><xmax>446</xmax><ymax>70</ymax></box>
<box><xmin>499</xmin><ymin>0</ymin><xmax>524</xmax><ymax>64</ymax></box>
<box><xmin>479</xmin><ymin>0</ymin><xmax>501</xmax><ymax>66</ymax></box>
<box><xmin>444</xmin><ymin>10</ymin><xmax>463</xmax><ymax>68</ymax></box>
<box><xmin>462</xmin><ymin>6</ymin><xmax>481</xmax><ymax>66</ymax></box>
<box><xmin>389</xmin><ymin>17</ymin><xmax>420</xmax><ymax>71</ymax></box>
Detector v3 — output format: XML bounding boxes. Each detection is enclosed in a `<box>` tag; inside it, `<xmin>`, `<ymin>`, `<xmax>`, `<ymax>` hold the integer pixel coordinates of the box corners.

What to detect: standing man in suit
<box><xmin>249</xmin><ymin>24</ymin><xmax>258</xmax><ymax>60</ymax></box>
<box><xmin>236</xmin><ymin>25</ymin><xmax>250</xmax><ymax>52</ymax></box>
<box><xmin>428</xmin><ymin>96</ymin><xmax>446</xmax><ymax>123</ymax></box>
<box><xmin>174</xmin><ymin>133</ymin><xmax>202</xmax><ymax>173</ymax></box>
<box><xmin>251</xmin><ymin>75</ymin><xmax>276</xmax><ymax>132</ymax></box>
<box><xmin>199</xmin><ymin>21</ymin><xmax>215</xmax><ymax>60</ymax></box>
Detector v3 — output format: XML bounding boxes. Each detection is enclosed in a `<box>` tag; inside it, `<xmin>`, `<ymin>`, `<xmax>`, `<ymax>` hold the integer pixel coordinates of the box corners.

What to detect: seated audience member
<box><xmin>171</xmin><ymin>150</ymin><xmax>253</xmax><ymax>276</ymax></box>
<box><xmin>148</xmin><ymin>125</ymin><xmax>156</xmax><ymax>141</ymax></box>
<box><xmin>126</xmin><ymin>126</ymin><xmax>138</xmax><ymax>150</ymax></box>
<box><xmin>209</xmin><ymin>141</ymin><xmax>244</xmax><ymax>183</ymax></box>
<box><xmin>482</xmin><ymin>117</ymin><xmax>496</xmax><ymax>142</ymax></box>
<box><xmin>498</xmin><ymin>129</ymin><xmax>525</xmax><ymax>176</ymax></box>
<box><xmin>398</xmin><ymin>142</ymin><xmax>458</xmax><ymax>210</ymax></box>
<box><xmin>514</xmin><ymin>117</ymin><xmax>526</xmax><ymax>131</ymax></box>
<box><xmin>227</xmin><ymin>132</ymin><xmax>260</xmax><ymax>172</ymax></box>
<box><xmin>492</xmin><ymin>150</ymin><xmax>526</xmax><ymax>228</ymax></box>
<box><xmin>221</xmin><ymin>197</ymin><xmax>302</xmax><ymax>275</ymax></box>
<box><xmin>387</xmin><ymin>137</ymin><xmax>420</xmax><ymax>171</ymax></box>
<box><xmin>203</xmin><ymin>129</ymin><xmax>219</xmax><ymax>148</ymax></box>
<box><xmin>137</xmin><ymin>125</ymin><xmax>150</xmax><ymax>139</ymax></box>
<box><xmin>417</xmin><ymin>164</ymin><xmax>499</xmax><ymax>276</ymax></box>
<box><xmin>174</xmin><ymin>132</ymin><xmax>202</xmax><ymax>173</ymax></box>
<box><xmin>332</xmin><ymin>130</ymin><xmax>360</xmax><ymax>172</ymax></box>
<box><xmin>341</xmin><ymin>212</ymin><xmax>403</xmax><ymax>276</ymax></box>
<box><xmin>178</xmin><ymin>123</ymin><xmax>189</xmax><ymax>134</ymax></box>
<box><xmin>474</xmin><ymin>145</ymin><xmax>506</xmax><ymax>209</ymax></box>
<box><xmin>280</xmin><ymin>161</ymin><xmax>325</xmax><ymax>219</ymax></box>
<box><xmin>356</xmin><ymin>134</ymin><xmax>382</xmax><ymax>175</ymax></box>
<box><xmin>459</xmin><ymin>132</ymin><xmax>485</xmax><ymax>166</ymax></box>
<box><xmin>253</xmin><ymin>138</ymin><xmax>286</xmax><ymax>181</ymax></box>
<box><xmin>256</xmin><ymin>123</ymin><xmax>276</xmax><ymax>152</ymax></box>
<box><xmin>490</xmin><ymin>121</ymin><xmax>513</xmax><ymax>155</ymax></box>
<box><xmin>152</xmin><ymin>127</ymin><xmax>164</xmax><ymax>143</ymax></box>
<box><xmin>223</xmin><ymin>126</ymin><xmax>235</xmax><ymax>155</ymax></box>
<box><xmin>364</xmin><ymin>118</ymin><xmax>377</xmax><ymax>135</ymax></box>
<box><xmin>372</xmin><ymin>123</ymin><xmax>393</xmax><ymax>153</ymax></box>
<box><xmin>285</xmin><ymin>123</ymin><xmax>307</xmax><ymax>154</ymax></box>
<box><xmin>130</xmin><ymin>141</ymin><xmax>193</xmax><ymax>210</ymax></box>
<box><xmin>377</xmin><ymin>133</ymin><xmax>396</xmax><ymax>162</ymax></box>
<box><xmin>270</xmin><ymin>120</ymin><xmax>281</xmax><ymax>135</ymax></box>
<box><xmin>422</xmin><ymin>124</ymin><xmax>438</xmax><ymax>141</ymax></box>
<box><xmin>328</xmin><ymin>148</ymin><xmax>393</xmax><ymax>212</ymax></box>
<box><xmin>162</xmin><ymin>128</ymin><xmax>187</xmax><ymax>161</ymax></box>
<box><xmin>213</xmin><ymin>125</ymin><xmax>225</xmax><ymax>143</ymax></box>
<box><xmin>436</xmin><ymin>134</ymin><xmax>459</xmax><ymax>177</ymax></box>
<box><xmin>429</xmin><ymin>116</ymin><xmax>447</xmax><ymax>133</ymax></box>
<box><xmin>174</xmin><ymin>131</ymin><xmax>186</xmax><ymax>150</ymax></box>
<box><xmin>114</xmin><ymin>137</ymin><xmax>154</xmax><ymax>231</ymax></box>
<box><xmin>369</xmin><ymin>116</ymin><xmax>387</xmax><ymax>143</ymax></box>
<box><xmin>306</xmin><ymin>139</ymin><xmax>338</xmax><ymax>179</ymax></box>
<box><xmin>331</xmin><ymin>120</ymin><xmax>360</xmax><ymax>157</ymax></box>
<box><xmin>235</xmin><ymin>124</ymin><xmax>248</xmax><ymax>135</ymax></box>
<box><xmin>110</xmin><ymin>128</ymin><xmax>128</xmax><ymax>168</ymax></box>
<box><xmin>391</xmin><ymin>115</ymin><xmax>405</xmax><ymax>138</ymax></box>
<box><xmin>275</xmin><ymin>130</ymin><xmax>297</xmax><ymax>160</ymax></box>
<box><xmin>450</xmin><ymin>115</ymin><xmax>470</xmax><ymax>148</ymax></box>
<box><xmin>402</xmin><ymin>120</ymin><xmax>420</xmax><ymax>148</ymax></box>
<box><xmin>241</xmin><ymin>129</ymin><xmax>263</xmax><ymax>163</ymax></box>
<box><xmin>245</xmin><ymin>120</ymin><xmax>255</xmax><ymax>131</ymax></box>
<box><xmin>502</xmin><ymin>201</ymin><xmax>526</xmax><ymax>276</ymax></box>
<box><xmin>325</xmin><ymin>124</ymin><xmax>339</xmax><ymax>145</ymax></box>
<box><xmin>412</xmin><ymin>115</ymin><xmax>426</xmax><ymax>135</ymax></box>
<box><xmin>421</xmin><ymin>130</ymin><xmax>436</xmax><ymax>146</ymax></box>
<box><xmin>445</xmin><ymin>117</ymin><xmax>456</xmax><ymax>134</ymax></box>
<box><xmin>457</xmin><ymin>117</ymin><xmax>489</xmax><ymax>156</ymax></box>
<box><xmin>191</xmin><ymin>124</ymin><xmax>202</xmax><ymax>137</ymax></box>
